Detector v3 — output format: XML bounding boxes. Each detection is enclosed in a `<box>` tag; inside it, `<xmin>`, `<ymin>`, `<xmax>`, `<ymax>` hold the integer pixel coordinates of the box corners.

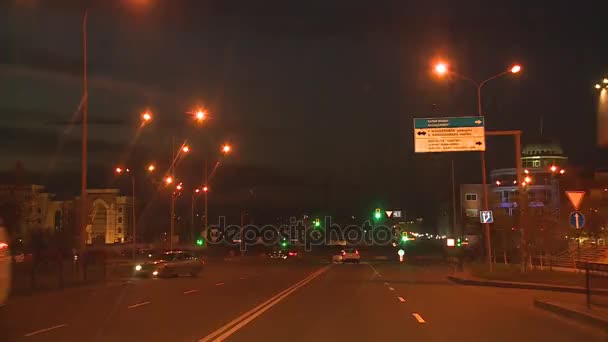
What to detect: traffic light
<box><xmin>374</xmin><ymin>208</ymin><xmax>382</xmax><ymax>220</ymax></box>
<box><xmin>196</xmin><ymin>238</ymin><xmax>204</xmax><ymax>246</ymax></box>
<box><xmin>401</xmin><ymin>232</ymin><xmax>408</xmax><ymax>242</ymax></box>
<box><xmin>314</xmin><ymin>218</ymin><xmax>321</xmax><ymax>228</ymax></box>
<box><xmin>457</xmin><ymin>238</ymin><xmax>461</xmax><ymax>247</ymax></box>
<box><xmin>281</xmin><ymin>238</ymin><xmax>288</xmax><ymax>248</ymax></box>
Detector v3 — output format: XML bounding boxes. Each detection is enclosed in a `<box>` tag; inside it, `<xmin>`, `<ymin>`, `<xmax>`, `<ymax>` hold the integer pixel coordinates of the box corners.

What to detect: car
<box><xmin>134</xmin><ymin>251</ymin><xmax>203</xmax><ymax>278</ymax></box>
<box><xmin>341</xmin><ymin>248</ymin><xmax>360</xmax><ymax>263</ymax></box>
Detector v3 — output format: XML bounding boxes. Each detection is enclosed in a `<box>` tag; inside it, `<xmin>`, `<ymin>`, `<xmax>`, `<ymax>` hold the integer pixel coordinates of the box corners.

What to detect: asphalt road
<box><xmin>1</xmin><ymin>260</ymin><xmax>606</xmax><ymax>341</ymax></box>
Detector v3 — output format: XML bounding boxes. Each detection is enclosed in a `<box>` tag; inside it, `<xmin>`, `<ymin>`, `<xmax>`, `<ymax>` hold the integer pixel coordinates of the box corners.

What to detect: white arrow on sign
<box><xmin>385</xmin><ymin>211</ymin><xmax>393</xmax><ymax>218</ymax></box>
<box><xmin>475</xmin><ymin>120</ymin><xmax>482</xmax><ymax>124</ymax></box>
<box><xmin>575</xmin><ymin>213</ymin><xmax>581</xmax><ymax>228</ymax></box>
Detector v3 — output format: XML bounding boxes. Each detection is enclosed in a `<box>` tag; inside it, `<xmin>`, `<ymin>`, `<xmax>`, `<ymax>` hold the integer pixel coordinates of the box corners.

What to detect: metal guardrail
<box><xmin>575</xmin><ymin>261</ymin><xmax>608</xmax><ymax>308</ymax></box>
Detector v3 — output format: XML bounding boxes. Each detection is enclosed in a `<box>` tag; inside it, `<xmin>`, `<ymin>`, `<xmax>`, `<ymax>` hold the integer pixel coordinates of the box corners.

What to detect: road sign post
<box><xmin>414</xmin><ymin>116</ymin><xmax>485</xmax><ymax>153</ymax></box>
<box><xmin>479</xmin><ymin>210</ymin><xmax>494</xmax><ymax>224</ymax></box>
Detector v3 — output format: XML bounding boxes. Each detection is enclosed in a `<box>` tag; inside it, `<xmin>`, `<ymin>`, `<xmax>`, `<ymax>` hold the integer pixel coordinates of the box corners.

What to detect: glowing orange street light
<box><xmin>524</xmin><ymin>169</ymin><xmax>530</xmax><ymax>174</ymax></box>
<box><xmin>434</xmin><ymin>62</ymin><xmax>448</xmax><ymax>75</ymax></box>
<box><xmin>164</xmin><ymin>176</ymin><xmax>173</xmax><ymax>185</ymax></box>
<box><xmin>221</xmin><ymin>144</ymin><xmax>232</xmax><ymax>154</ymax></box>
<box><xmin>182</xmin><ymin>145</ymin><xmax>190</xmax><ymax>153</ymax></box>
<box><xmin>147</xmin><ymin>164</ymin><xmax>156</xmax><ymax>172</ymax></box>
<box><xmin>115</xmin><ymin>167</ymin><xmax>123</xmax><ymax>174</ymax></box>
<box><xmin>195</xmin><ymin>109</ymin><xmax>206</xmax><ymax>122</ymax></box>
<box><xmin>550</xmin><ymin>165</ymin><xmax>558</xmax><ymax>173</ymax></box>
<box><xmin>524</xmin><ymin>176</ymin><xmax>532</xmax><ymax>184</ymax></box>
<box><xmin>510</xmin><ymin>65</ymin><xmax>521</xmax><ymax>74</ymax></box>
<box><xmin>195</xmin><ymin>188</ymin><xmax>200</xmax><ymax>193</ymax></box>
<box><xmin>176</xmin><ymin>183</ymin><xmax>183</xmax><ymax>191</ymax></box>
<box><xmin>495</xmin><ymin>180</ymin><xmax>501</xmax><ymax>186</ymax></box>
<box><xmin>203</xmin><ymin>186</ymin><xmax>209</xmax><ymax>192</ymax></box>
<box><xmin>141</xmin><ymin>111</ymin><xmax>152</xmax><ymax>123</ymax></box>
<box><xmin>560</xmin><ymin>169</ymin><xmax>566</xmax><ymax>175</ymax></box>
<box><xmin>596</xmin><ymin>84</ymin><xmax>602</xmax><ymax>90</ymax></box>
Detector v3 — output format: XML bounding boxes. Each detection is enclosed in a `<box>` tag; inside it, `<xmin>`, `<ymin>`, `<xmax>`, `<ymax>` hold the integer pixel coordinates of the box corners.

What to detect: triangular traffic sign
<box><xmin>385</xmin><ymin>211</ymin><xmax>393</xmax><ymax>218</ymax></box>
<box><xmin>566</xmin><ymin>191</ymin><xmax>585</xmax><ymax>210</ymax></box>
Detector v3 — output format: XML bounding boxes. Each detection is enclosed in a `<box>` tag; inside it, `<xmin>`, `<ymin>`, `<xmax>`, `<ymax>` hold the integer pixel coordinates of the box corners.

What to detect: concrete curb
<box><xmin>447</xmin><ymin>275</ymin><xmax>608</xmax><ymax>295</ymax></box>
<box><xmin>534</xmin><ymin>299</ymin><xmax>608</xmax><ymax>330</ymax></box>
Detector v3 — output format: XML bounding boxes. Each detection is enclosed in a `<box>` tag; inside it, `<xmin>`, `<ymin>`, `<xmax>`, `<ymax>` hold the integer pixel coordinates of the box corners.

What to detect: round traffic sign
<box><xmin>397</xmin><ymin>249</ymin><xmax>405</xmax><ymax>256</ymax></box>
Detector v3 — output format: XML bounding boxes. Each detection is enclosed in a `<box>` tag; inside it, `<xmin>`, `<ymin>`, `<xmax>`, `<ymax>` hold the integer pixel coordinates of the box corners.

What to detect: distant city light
<box><xmin>510</xmin><ymin>65</ymin><xmax>521</xmax><ymax>73</ymax></box>
<box><xmin>434</xmin><ymin>62</ymin><xmax>448</xmax><ymax>75</ymax></box>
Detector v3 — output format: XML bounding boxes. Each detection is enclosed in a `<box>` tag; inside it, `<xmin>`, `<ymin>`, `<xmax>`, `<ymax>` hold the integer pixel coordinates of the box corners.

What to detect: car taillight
<box><xmin>355</xmin><ymin>250</ymin><xmax>359</xmax><ymax>255</ymax></box>
<box><xmin>341</xmin><ymin>251</ymin><xmax>345</xmax><ymax>256</ymax></box>
<box><xmin>0</xmin><ymin>242</ymin><xmax>7</xmax><ymax>250</ymax></box>
<box><xmin>201</xmin><ymin>259</ymin><xmax>205</xmax><ymax>265</ymax></box>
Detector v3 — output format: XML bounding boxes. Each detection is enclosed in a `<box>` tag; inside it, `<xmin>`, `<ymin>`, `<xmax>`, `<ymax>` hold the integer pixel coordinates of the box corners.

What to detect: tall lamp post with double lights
<box><xmin>434</xmin><ymin>61</ymin><xmax>522</xmax><ymax>271</ymax></box>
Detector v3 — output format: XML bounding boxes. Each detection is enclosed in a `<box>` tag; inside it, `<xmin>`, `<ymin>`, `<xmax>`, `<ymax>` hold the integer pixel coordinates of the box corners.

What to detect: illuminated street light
<box><xmin>510</xmin><ymin>65</ymin><xmax>521</xmax><ymax>73</ymax></box>
<box><xmin>195</xmin><ymin>109</ymin><xmax>206</xmax><ymax>123</ymax></box>
<box><xmin>495</xmin><ymin>180</ymin><xmax>501</xmax><ymax>186</ymax></box>
<box><xmin>164</xmin><ymin>176</ymin><xmax>173</xmax><ymax>185</ymax></box>
<box><xmin>221</xmin><ymin>144</ymin><xmax>232</xmax><ymax>154</ymax></box>
<box><xmin>597</xmin><ymin>84</ymin><xmax>603</xmax><ymax>89</ymax></box>
<box><xmin>434</xmin><ymin>62</ymin><xmax>448</xmax><ymax>75</ymax></box>
<box><xmin>560</xmin><ymin>169</ymin><xmax>566</xmax><ymax>175</ymax></box>
<box><xmin>524</xmin><ymin>176</ymin><xmax>532</xmax><ymax>184</ymax></box>
<box><xmin>604</xmin><ymin>78</ymin><xmax>608</xmax><ymax>84</ymax></box>
<box><xmin>182</xmin><ymin>145</ymin><xmax>190</xmax><ymax>153</ymax></box>
<box><xmin>176</xmin><ymin>183</ymin><xmax>183</xmax><ymax>191</ymax></box>
<box><xmin>141</xmin><ymin>111</ymin><xmax>152</xmax><ymax>123</ymax></box>
<box><xmin>147</xmin><ymin>164</ymin><xmax>156</xmax><ymax>172</ymax></box>
<box><xmin>550</xmin><ymin>165</ymin><xmax>558</xmax><ymax>173</ymax></box>
<box><xmin>115</xmin><ymin>167</ymin><xmax>123</xmax><ymax>174</ymax></box>
<box><xmin>203</xmin><ymin>186</ymin><xmax>209</xmax><ymax>192</ymax></box>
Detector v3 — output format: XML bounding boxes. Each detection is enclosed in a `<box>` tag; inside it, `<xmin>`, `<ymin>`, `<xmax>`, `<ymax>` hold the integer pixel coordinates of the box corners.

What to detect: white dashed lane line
<box><xmin>412</xmin><ymin>313</ymin><xmax>426</xmax><ymax>324</ymax></box>
<box><xmin>127</xmin><ymin>301</ymin><xmax>151</xmax><ymax>309</ymax></box>
<box><xmin>388</xmin><ymin>287</ymin><xmax>395</xmax><ymax>291</ymax></box>
<box><xmin>215</xmin><ymin>282</ymin><xmax>225</xmax><ymax>286</ymax></box>
<box><xmin>398</xmin><ymin>296</ymin><xmax>406</xmax><ymax>302</ymax></box>
<box><xmin>184</xmin><ymin>289</ymin><xmax>198</xmax><ymax>295</ymax></box>
<box><xmin>239</xmin><ymin>277</ymin><xmax>246</xmax><ymax>280</ymax></box>
<box><xmin>23</xmin><ymin>324</ymin><xmax>68</xmax><ymax>337</ymax></box>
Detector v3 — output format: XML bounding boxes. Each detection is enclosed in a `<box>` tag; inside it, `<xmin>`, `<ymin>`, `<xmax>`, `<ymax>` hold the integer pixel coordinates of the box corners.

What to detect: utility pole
<box><xmin>451</xmin><ymin>159</ymin><xmax>457</xmax><ymax>237</ymax></box>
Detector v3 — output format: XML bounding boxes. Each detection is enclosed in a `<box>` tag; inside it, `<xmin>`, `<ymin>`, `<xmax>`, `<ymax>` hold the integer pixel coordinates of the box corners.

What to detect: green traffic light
<box><xmin>281</xmin><ymin>241</ymin><xmax>287</xmax><ymax>248</ymax></box>
<box><xmin>196</xmin><ymin>238</ymin><xmax>204</xmax><ymax>246</ymax></box>
<box><xmin>314</xmin><ymin>219</ymin><xmax>321</xmax><ymax>228</ymax></box>
<box><xmin>374</xmin><ymin>212</ymin><xmax>381</xmax><ymax>219</ymax></box>
<box><xmin>401</xmin><ymin>235</ymin><xmax>407</xmax><ymax>242</ymax></box>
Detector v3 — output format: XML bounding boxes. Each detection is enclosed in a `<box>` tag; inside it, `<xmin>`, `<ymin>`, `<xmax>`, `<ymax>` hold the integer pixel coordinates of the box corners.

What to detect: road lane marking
<box><xmin>184</xmin><ymin>289</ymin><xmax>198</xmax><ymax>294</ymax></box>
<box><xmin>366</xmin><ymin>263</ymin><xmax>382</xmax><ymax>278</ymax></box>
<box><xmin>388</xmin><ymin>287</ymin><xmax>395</xmax><ymax>291</ymax></box>
<box><xmin>412</xmin><ymin>313</ymin><xmax>426</xmax><ymax>323</ymax></box>
<box><xmin>239</xmin><ymin>277</ymin><xmax>246</xmax><ymax>280</ymax></box>
<box><xmin>398</xmin><ymin>297</ymin><xmax>406</xmax><ymax>302</ymax></box>
<box><xmin>24</xmin><ymin>324</ymin><xmax>67</xmax><ymax>337</ymax></box>
<box><xmin>127</xmin><ymin>301</ymin><xmax>151</xmax><ymax>309</ymax></box>
<box><xmin>384</xmin><ymin>282</ymin><xmax>389</xmax><ymax>285</ymax></box>
<box><xmin>215</xmin><ymin>282</ymin><xmax>225</xmax><ymax>286</ymax></box>
<box><xmin>199</xmin><ymin>266</ymin><xmax>329</xmax><ymax>342</ymax></box>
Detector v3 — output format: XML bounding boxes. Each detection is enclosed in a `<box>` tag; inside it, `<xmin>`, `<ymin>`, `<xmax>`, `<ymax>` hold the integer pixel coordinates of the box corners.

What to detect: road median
<box><xmin>447</xmin><ymin>273</ymin><xmax>608</xmax><ymax>294</ymax></box>
<box><xmin>534</xmin><ymin>299</ymin><xmax>608</xmax><ymax>330</ymax></box>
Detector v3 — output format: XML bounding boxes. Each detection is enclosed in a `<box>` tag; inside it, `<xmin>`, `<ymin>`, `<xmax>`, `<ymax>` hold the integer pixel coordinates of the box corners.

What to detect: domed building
<box><xmin>490</xmin><ymin>140</ymin><xmax>568</xmax><ymax>216</ymax></box>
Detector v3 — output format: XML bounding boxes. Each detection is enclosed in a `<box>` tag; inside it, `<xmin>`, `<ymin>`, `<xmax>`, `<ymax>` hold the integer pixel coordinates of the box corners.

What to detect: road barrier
<box><xmin>576</xmin><ymin>261</ymin><xmax>608</xmax><ymax>308</ymax></box>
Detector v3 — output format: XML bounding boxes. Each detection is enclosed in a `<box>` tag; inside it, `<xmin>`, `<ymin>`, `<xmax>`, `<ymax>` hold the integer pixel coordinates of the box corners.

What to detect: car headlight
<box><xmin>135</xmin><ymin>264</ymin><xmax>142</xmax><ymax>271</ymax></box>
<box><xmin>152</xmin><ymin>271</ymin><xmax>159</xmax><ymax>276</ymax></box>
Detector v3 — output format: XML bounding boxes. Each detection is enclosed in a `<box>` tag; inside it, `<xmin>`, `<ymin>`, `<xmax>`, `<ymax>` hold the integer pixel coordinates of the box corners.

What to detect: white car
<box><xmin>340</xmin><ymin>248</ymin><xmax>360</xmax><ymax>263</ymax></box>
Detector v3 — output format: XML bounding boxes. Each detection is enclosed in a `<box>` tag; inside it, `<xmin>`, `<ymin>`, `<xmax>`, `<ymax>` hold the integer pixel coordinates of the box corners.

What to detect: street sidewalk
<box><xmin>447</xmin><ymin>269</ymin><xmax>608</xmax><ymax>295</ymax></box>
<box><xmin>534</xmin><ymin>299</ymin><xmax>608</xmax><ymax>330</ymax></box>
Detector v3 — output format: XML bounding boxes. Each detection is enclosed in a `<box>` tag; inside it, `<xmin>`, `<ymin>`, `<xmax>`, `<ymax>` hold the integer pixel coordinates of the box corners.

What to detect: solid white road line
<box><xmin>199</xmin><ymin>266</ymin><xmax>329</xmax><ymax>342</ymax></box>
<box><xmin>388</xmin><ymin>287</ymin><xmax>395</xmax><ymax>291</ymax></box>
<box><xmin>412</xmin><ymin>313</ymin><xmax>426</xmax><ymax>323</ymax></box>
<box><xmin>24</xmin><ymin>324</ymin><xmax>68</xmax><ymax>337</ymax></box>
<box><xmin>127</xmin><ymin>301</ymin><xmax>151</xmax><ymax>309</ymax></box>
<box><xmin>215</xmin><ymin>282</ymin><xmax>225</xmax><ymax>286</ymax></box>
<box><xmin>398</xmin><ymin>296</ymin><xmax>406</xmax><ymax>302</ymax></box>
<box><xmin>184</xmin><ymin>289</ymin><xmax>198</xmax><ymax>294</ymax></box>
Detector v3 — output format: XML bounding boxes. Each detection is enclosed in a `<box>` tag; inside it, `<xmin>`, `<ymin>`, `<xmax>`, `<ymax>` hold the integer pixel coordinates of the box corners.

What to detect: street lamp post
<box><xmin>435</xmin><ymin>62</ymin><xmax>521</xmax><ymax>271</ymax></box>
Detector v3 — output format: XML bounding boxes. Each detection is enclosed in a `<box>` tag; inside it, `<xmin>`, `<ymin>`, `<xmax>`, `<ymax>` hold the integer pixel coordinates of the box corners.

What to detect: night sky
<box><xmin>1</xmin><ymin>0</ymin><xmax>607</xmax><ymax>218</ymax></box>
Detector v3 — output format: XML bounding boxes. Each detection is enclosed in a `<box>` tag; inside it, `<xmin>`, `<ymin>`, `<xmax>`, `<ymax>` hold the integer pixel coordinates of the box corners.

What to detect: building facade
<box><xmin>85</xmin><ymin>189</ymin><xmax>133</xmax><ymax>245</ymax></box>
